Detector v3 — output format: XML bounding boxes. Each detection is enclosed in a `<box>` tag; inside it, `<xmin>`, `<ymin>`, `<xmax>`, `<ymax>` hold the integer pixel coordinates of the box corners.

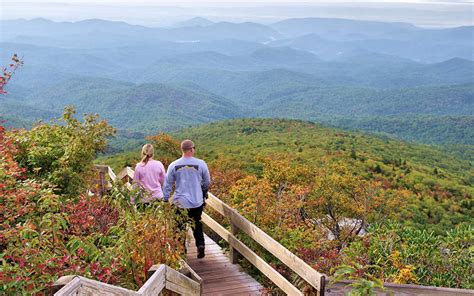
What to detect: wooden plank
<box><xmin>193</xmin><ymin>267</ymin><xmax>242</xmax><ymax>281</ymax></box>
<box><xmin>75</xmin><ymin>277</ymin><xmax>138</xmax><ymax>295</ymax></box>
<box><xmin>54</xmin><ymin>277</ymin><xmax>81</xmax><ymax>296</ymax></box>
<box><xmin>179</xmin><ymin>260</ymin><xmax>203</xmax><ymax>295</ymax></box>
<box><xmin>205</xmin><ymin>281</ymin><xmax>263</xmax><ymax>293</ymax></box>
<box><xmin>79</xmin><ymin>285</ymin><xmax>135</xmax><ymax>296</ymax></box>
<box><xmin>192</xmin><ymin>267</ymin><xmax>242</xmax><ymax>275</ymax></box>
<box><xmin>197</xmin><ymin>272</ymin><xmax>249</xmax><ymax>281</ymax></box>
<box><xmin>165</xmin><ymin>281</ymin><xmax>197</xmax><ymax>296</ymax></box>
<box><xmin>188</xmin><ymin>257</ymin><xmax>231</xmax><ymax>263</ymax></box>
<box><xmin>188</xmin><ymin>261</ymin><xmax>233</xmax><ymax>269</ymax></box>
<box><xmin>117</xmin><ymin>167</ymin><xmax>134</xmax><ymax>182</ymax></box>
<box><xmin>50</xmin><ymin>275</ymin><xmax>76</xmax><ymax>294</ymax></box>
<box><xmin>117</xmin><ymin>168</ymin><xmax>128</xmax><ymax>180</ymax></box>
<box><xmin>188</xmin><ymin>250</ymin><xmax>226</xmax><ymax>257</ymax></box>
<box><xmin>203</xmin><ymin>273</ymin><xmax>255</xmax><ymax>283</ymax></box>
<box><xmin>205</xmin><ymin>286</ymin><xmax>263</xmax><ymax>296</ymax></box>
<box><xmin>138</xmin><ymin>264</ymin><xmax>166</xmax><ymax>296</ymax></box>
<box><xmin>202</xmin><ymin>213</ymin><xmax>303</xmax><ymax>296</ymax></box>
<box><xmin>55</xmin><ymin>276</ymin><xmax>138</xmax><ymax>296</ymax></box>
<box><xmin>204</xmin><ymin>278</ymin><xmax>263</xmax><ymax>289</ymax></box>
<box><xmin>206</xmin><ymin>193</ymin><xmax>325</xmax><ymax>292</ymax></box>
<box><xmin>146</xmin><ymin>264</ymin><xmax>162</xmax><ymax>281</ymax></box>
<box><xmin>108</xmin><ymin>166</ymin><xmax>117</xmax><ymax>182</ymax></box>
<box><xmin>165</xmin><ymin>266</ymin><xmax>201</xmax><ymax>295</ymax></box>
<box><xmin>224</xmin><ymin>290</ymin><xmax>266</xmax><ymax>296</ymax></box>
<box><xmin>190</xmin><ymin>268</ymin><xmax>242</xmax><ymax>276</ymax></box>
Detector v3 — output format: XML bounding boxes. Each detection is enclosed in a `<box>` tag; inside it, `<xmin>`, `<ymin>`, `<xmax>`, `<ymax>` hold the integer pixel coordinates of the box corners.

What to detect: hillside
<box><xmin>254</xmin><ymin>83</ymin><xmax>474</xmax><ymax>118</ymax></box>
<box><xmin>328</xmin><ymin>115</ymin><xmax>474</xmax><ymax>145</ymax></box>
<box><xmin>103</xmin><ymin>119</ymin><xmax>473</xmax><ymax>232</ymax></box>
<box><xmin>6</xmin><ymin>74</ymin><xmax>473</xmax><ymax>146</ymax></box>
<box><xmin>20</xmin><ymin>79</ymin><xmax>245</xmax><ymax>132</ymax></box>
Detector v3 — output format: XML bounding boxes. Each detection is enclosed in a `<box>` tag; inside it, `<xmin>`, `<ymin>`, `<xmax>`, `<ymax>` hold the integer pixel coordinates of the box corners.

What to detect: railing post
<box><xmin>98</xmin><ymin>170</ymin><xmax>106</xmax><ymax>196</ymax></box>
<box><xmin>229</xmin><ymin>223</ymin><xmax>240</xmax><ymax>264</ymax></box>
<box><xmin>93</xmin><ymin>165</ymin><xmax>109</xmax><ymax>196</ymax></box>
<box><xmin>319</xmin><ymin>275</ymin><xmax>326</xmax><ymax>296</ymax></box>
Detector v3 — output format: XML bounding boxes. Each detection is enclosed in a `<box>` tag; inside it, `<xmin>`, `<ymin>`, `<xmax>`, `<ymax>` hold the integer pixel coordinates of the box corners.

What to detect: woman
<box><xmin>132</xmin><ymin>144</ymin><xmax>166</xmax><ymax>204</ymax></box>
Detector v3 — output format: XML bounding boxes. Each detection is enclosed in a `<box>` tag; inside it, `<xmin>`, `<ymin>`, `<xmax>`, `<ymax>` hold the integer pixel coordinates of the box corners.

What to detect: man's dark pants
<box><xmin>177</xmin><ymin>204</ymin><xmax>204</xmax><ymax>248</ymax></box>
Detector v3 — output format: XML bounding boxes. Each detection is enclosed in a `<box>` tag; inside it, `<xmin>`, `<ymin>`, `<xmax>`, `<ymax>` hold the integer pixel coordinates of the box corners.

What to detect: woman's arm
<box><xmin>133</xmin><ymin>165</ymin><xmax>142</xmax><ymax>186</ymax></box>
<box><xmin>158</xmin><ymin>162</ymin><xmax>166</xmax><ymax>186</ymax></box>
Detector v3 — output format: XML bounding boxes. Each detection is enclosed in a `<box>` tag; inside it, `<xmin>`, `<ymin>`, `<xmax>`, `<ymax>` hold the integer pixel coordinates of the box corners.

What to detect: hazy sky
<box><xmin>2</xmin><ymin>0</ymin><xmax>473</xmax><ymax>27</ymax></box>
<box><xmin>4</xmin><ymin>0</ymin><xmax>473</xmax><ymax>3</ymax></box>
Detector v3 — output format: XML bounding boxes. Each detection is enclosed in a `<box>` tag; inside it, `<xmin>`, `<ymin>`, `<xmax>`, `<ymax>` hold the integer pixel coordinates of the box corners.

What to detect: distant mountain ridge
<box><xmin>271</xmin><ymin>17</ymin><xmax>417</xmax><ymax>39</ymax></box>
<box><xmin>174</xmin><ymin>17</ymin><xmax>214</xmax><ymax>28</ymax></box>
<box><xmin>1</xmin><ymin>17</ymin><xmax>472</xmax><ymax>145</ymax></box>
<box><xmin>1</xmin><ymin>17</ymin><xmax>472</xmax><ymax>62</ymax></box>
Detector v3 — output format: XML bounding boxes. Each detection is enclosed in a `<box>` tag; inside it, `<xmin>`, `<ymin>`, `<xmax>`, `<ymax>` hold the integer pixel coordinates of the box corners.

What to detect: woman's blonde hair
<box><xmin>141</xmin><ymin>144</ymin><xmax>154</xmax><ymax>165</ymax></box>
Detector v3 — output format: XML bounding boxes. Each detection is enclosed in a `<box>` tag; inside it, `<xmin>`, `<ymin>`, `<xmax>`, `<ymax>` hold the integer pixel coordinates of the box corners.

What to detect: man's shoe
<box><xmin>197</xmin><ymin>246</ymin><xmax>205</xmax><ymax>259</ymax></box>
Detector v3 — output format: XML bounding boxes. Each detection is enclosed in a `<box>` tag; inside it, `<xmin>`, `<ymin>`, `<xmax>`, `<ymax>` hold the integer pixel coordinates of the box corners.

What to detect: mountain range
<box><xmin>1</xmin><ymin>17</ymin><xmax>472</xmax><ymax>145</ymax></box>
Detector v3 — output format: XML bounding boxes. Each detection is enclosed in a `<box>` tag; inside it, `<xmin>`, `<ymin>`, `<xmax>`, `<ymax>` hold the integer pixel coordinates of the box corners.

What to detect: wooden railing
<box><xmin>204</xmin><ymin>193</ymin><xmax>326</xmax><ymax>296</ymax></box>
<box><xmin>51</xmin><ymin>263</ymin><xmax>201</xmax><ymax>296</ymax></box>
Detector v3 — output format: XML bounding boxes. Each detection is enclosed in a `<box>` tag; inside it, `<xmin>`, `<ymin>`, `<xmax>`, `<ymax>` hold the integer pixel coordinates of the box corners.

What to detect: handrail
<box><xmin>205</xmin><ymin>193</ymin><xmax>326</xmax><ymax>295</ymax></box>
<box><xmin>202</xmin><ymin>212</ymin><xmax>303</xmax><ymax>295</ymax></box>
<box><xmin>52</xmin><ymin>264</ymin><xmax>200</xmax><ymax>296</ymax></box>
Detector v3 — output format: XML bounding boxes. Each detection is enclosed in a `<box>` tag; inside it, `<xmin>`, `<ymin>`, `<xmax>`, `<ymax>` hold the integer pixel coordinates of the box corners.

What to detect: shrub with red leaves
<box><xmin>64</xmin><ymin>194</ymin><xmax>119</xmax><ymax>236</ymax></box>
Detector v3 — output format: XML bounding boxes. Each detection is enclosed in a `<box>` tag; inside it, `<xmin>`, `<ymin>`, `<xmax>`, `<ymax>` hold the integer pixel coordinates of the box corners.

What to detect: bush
<box><xmin>1</xmin><ymin>121</ymin><xmax>184</xmax><ymax>293</ymax></box>
<box><xmin>14</xmin><ymin>106</ymin><xmax>115</xmax><ymax>195</ymax></box>
<box><xmin>339</xmin><ymin>221</ymin><xmax>474</xmax><ymax>289</ymax></box>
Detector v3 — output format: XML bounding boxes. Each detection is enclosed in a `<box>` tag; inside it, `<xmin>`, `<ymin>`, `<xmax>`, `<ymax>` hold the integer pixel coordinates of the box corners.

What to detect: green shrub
<box><xmin>14</xmin><ymin>106</ymin><xmax>115</xmax><ymax>195</ymax></box>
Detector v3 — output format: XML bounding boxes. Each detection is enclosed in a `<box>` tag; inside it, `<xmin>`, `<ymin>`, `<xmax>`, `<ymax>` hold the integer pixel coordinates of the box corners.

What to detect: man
<box><xmin>163</xmin><ymin>139</ymin><xmax>211</xmax><ymax>259</ymax></box>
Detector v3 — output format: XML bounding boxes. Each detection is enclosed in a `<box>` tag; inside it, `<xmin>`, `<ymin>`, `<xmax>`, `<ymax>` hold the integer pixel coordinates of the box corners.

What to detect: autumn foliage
<box><xmin>1</xmin><ymin>110</ymin><xmax>184</xmax><ymax>293</ymax></box>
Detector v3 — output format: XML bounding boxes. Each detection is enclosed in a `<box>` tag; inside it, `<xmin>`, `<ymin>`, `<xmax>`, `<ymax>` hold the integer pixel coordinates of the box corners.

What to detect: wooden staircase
<box><xmin>187</xmin><ymin>234</ymin><xmax>264</xmax><ymax>295</ymax></box>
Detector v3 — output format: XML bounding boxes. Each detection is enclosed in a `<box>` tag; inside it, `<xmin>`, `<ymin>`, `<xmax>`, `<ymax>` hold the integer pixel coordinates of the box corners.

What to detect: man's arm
<box><xmin>163</xmin><ymin>164</ymin><xmax>175</xmax><ymax>202</ymax></box>
<box><xmin>201</xmin><ymin>161</ymin><xmax>211</xmax><ymax>191</ymax></box>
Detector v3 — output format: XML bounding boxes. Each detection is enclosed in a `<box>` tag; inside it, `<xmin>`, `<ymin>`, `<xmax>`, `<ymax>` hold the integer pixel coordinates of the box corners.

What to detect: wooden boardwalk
<box><xmin>187</xmin><ymin>234</ymin><xmax>264</xmax><ymax>295</ymax></box>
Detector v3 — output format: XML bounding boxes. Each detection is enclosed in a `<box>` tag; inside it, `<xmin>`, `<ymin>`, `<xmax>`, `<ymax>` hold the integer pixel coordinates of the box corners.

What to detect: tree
<box><xmin>146</xmin><ymin>133</ymin><xmax>182</xmax><ymax>167</ymax></box>
<box><xmin>305</xmin><ymin>161</ymin><xmax>399</xmax><ymax>248</ymax></box>
<box><xmin>14</xmin><ymin>106</ymin><xmax>116</xmax><ymax>195</ymax></box>
<box><xmin>0</xmin><ymin>54</ymin><xmax>23</xmax><ymax>94</ymax></box>
<box><xmin>229</xmin><ymin>155</ymin><xmax>310</xmax><ymax>233</ymax></box>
